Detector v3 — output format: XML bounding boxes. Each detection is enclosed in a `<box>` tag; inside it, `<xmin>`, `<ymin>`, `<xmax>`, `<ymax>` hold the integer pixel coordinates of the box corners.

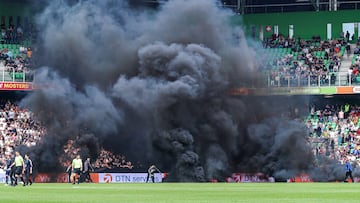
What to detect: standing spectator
<box><xmin>344</xmin><ymin>159</ymin><xmax>354</xmax><ymax>183</ymax></box>
<box><xmin>338</xmin><ymin>109</ymin><xmax>344</xmax><ymax>121</ymax></box>
<box><xmin>330</xmin><ymin>139</ymin><xmax>335</xmax><ymax>153</ymax></box>
<box><xmin>24</xmin><ymin>154</ymin><xmax>33</xmax><ymax>186</ymax></box>
<box><xmin>27</xmin><ymin>48</ymin><xmax>32</xmax><ymax>59</ymax></box>
<box><xmin>4</xmin><ymin>155</ymin><xmax>13</xmax><ymax>186</ymax></box>
<box><xmin>66</xmin><ymin>163</ymin><xmax>72</xmax><ymax>183</ymax></box>
<box><xmin>146</xmin><ymin>164</ymin><xmax>161</xmax><ymax>183</ymax></box>
<box><xmin>83</xmin><ymin>158</ymin><xmax>94</xmax><ymax>183</ymax></box>
<box><xmin>346</xmin><ymin>31</ymin><xmax>350</xmax><ymax>42</ymax></box>
<box><xmin>354</xmin><ymin>45</ymin><xmax>360</xmax><ymax>54</ymax></box>
<box><xmin>344</xmin><ymin>104</ymin><xmax>350</xmax><ymax>118</ymax></box>
<box><xmin>346</xmin><ymin>43</ymin><xmax>351</xmax><ymax>58</ymax></box>
<box><xmin>348</xmin><ymin>67</ymin><xmax>353</xmax><ymax>84</ymax></box>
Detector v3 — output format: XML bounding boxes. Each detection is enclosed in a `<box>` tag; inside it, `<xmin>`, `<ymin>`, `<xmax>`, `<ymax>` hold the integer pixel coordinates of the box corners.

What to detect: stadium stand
<box><xmin>0</xmin><ymin>15</ymin><xmax>35</xmax><ymax>82</ymax></box>
<box><xmin>0</xmin><ymin>100</ymin><xmax>44</xmax><ymax>166</ymax></box>
<box><xmin>93</xmin><ymin>149</ymin><xmax>134</xmax><ymax>170</ymax></box>
<box><xmin>261</xmin><ymin>36</ymin><xmax>345</xmax><ymax>87</ymax></box>
<box><xmin>0</xmin><ymin>45</ymin><xmax>33</xmax><ymax>81</ymax></box>
<box><xmin>0</xmin><ymin>100</ymin><xmax>133</xmax><ymax>172</ymax></box>
<box><xmin>306</xmin><ymin>103</ymin><xmax>360</xmax><ymax>166</ymax></box>
<box><xmin>60</xmin><ymin>139</ymin><xmax>134</xmax><ymax>171</ymax></box>
<box><xmin>3</xmin><ymin>98</ymin><xmax>359</xmax><ymax>173</ymax></box>
<box><xmin>347</xmin><ymin>40</ymin><xmax>360</xmax><ymax>85</ymax></box>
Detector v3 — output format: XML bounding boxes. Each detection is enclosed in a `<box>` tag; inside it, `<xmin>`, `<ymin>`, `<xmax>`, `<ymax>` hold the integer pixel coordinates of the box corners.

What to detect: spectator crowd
<box><xmin>0</xmin><ymin>46</ymin><xmax>33</xmax><ymax>75</ymax></box>
<box><xmin>1</xmin><ymin>21</ymin><xmax>36</xmax><ymax>45</ymax></box>
<box><xmin>0</xmin><ymin>20</ymin><xmax>35</xmax><ymax>81</ymax></box>
<box><xmin>94</xmin><ymin>149</ymin><xmax>133</xmax><ymax>170</ymax></box>
<box><xmin>0</xmin><ymin>99</ymin><xmax>358</xmax><ymax>174</ymax></box>
<box><xmin>0</xmin><ymin>100</ymin><xmax>45</xmax><ymax>167</ymax></box>
<box><xmin>306</xmin><ymin>103</ymin><xmax>360</xmax><ymax>166</ymax></box>
<box><xmin>348</xmin><ymin>37</ymin><xmax>360</xmax><ymax>84</ymax></box>
<box><xmin>262</xmin><ymin>36</ymin><xmax>345</xmax><ymax>87</ymax></box>
<box><xmin>0</xmin><ymin>100</ymin><xmax>134</xmax><ymax>172</ymax></box>
<box><xmin>60</xmin><ymin>139</ymin><xmax>134</xmax><ymax>171</ymax></box>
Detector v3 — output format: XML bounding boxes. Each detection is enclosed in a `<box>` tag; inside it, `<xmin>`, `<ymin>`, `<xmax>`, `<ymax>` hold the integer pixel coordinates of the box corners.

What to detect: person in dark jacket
<box><xmin>83</xmin><ymin>158</ymin><xmax>94</xmax><ymax>183</ymax></box>
<box><xmin>344</xmin><ymin>159</ymin><xmax>354</xmax><ymax>183</ymax></box>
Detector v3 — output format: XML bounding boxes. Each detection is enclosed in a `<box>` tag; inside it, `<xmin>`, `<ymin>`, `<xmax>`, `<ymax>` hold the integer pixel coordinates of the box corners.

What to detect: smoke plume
<box><xmin>18</xmin><ymin>0</ymin><xmax>344</xmax><ymax>181</ymax></box>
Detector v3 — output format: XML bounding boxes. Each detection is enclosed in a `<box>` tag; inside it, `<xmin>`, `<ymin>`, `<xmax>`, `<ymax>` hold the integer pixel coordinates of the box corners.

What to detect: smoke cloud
<box><xmin>18</xmin><ymin>0</ymin><xmax>345</xmax><ymax>181</ymax></box>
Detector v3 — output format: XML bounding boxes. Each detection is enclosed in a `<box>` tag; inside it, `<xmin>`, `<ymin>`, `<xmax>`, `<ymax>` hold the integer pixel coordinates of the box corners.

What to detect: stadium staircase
<box><xmin>338</xmin><ymin>44</ymin><xmax>355</xmax><ymax>86</ymax></box>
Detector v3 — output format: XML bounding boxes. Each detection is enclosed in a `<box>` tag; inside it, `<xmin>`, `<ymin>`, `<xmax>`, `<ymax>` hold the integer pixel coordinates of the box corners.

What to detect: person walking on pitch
<box><xmin>146</xmin><ymin>164</ymin><xmax>161</xmax><ymax>183</ymax></box>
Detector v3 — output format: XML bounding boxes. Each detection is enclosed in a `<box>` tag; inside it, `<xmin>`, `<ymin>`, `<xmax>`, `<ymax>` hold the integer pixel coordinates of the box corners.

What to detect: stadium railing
<box><xmin>0</xmin><ymin>67</ymin><xmax>34</xmax><ymax>83</ymax></box>
<box><xmin>265</xmin><ymin>72</ymin><xmax>346</xmax><ymax>88</ymax></box>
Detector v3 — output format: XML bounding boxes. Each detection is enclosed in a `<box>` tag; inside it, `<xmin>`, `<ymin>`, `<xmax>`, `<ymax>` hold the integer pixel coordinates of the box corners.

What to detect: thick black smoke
<box><xmin>18</xmin><ymin>0</ymin><xmax>344</xmax><ymax>181</ymax></box>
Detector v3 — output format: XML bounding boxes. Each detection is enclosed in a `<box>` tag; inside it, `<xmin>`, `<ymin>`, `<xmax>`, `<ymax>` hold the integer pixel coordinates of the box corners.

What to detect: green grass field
<box><xmin>1</xmin><ymin>183</ymin><xmax>360</xmax><ymax>203</ymax></box>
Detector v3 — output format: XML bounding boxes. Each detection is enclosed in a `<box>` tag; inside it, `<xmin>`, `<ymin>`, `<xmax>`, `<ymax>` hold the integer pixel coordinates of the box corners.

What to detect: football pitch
<box><xmin>1</xmin><ymin>183</ymin><xmax>360</xmax><ymax>203</ymax></box>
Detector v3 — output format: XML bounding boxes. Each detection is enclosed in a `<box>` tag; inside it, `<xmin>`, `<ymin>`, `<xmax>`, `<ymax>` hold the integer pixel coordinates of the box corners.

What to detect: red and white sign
<box><xmin>226</xmin><ymin>173</ymin><xmax>274</xmax><ymax>183</ymax></box>
<box><xmin>35</xmin><ymin>173</ymin><xmax>73</xmax><ymax>183</ymax></box>
<box><xmin>265</xmin><ymin>26</ymin><xmax>272</xmax><ymax>32</ymax></box>
<box><xmin>103</xmin><ymin>173</ymin><xmax>112</xmax><ymax>183</ymax></box>
<box><xmin>353</xmin><ymin>86</ymin><xmax>360</xmax><ymax>93</ymax></box>
<box><xmin>0</xmin><ymin>82</ymin><xmax>33</xmax><ymax>91</ymax></box>
<box><xmin>287</xmin><ymin>174</ymin><xmax>313</xmax><ymax>182</ymax></box>
<box><xmin>34</xmin><ymin>173</ymin><xmax>99</xmax><ymax>183</ymax></box>
<box><xmin>35</xmin><ymin>173</ymin><xmax>52</xmax><ymax>183</ymax></box>
<box><xmin>98</xmin><ymin>173</ymin><xmax>164</xmax><ymax>183</ymax></box>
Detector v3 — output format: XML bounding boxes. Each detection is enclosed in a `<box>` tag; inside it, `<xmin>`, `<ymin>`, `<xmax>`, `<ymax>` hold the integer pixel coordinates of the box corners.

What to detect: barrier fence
<box><xmin>2</xmin><ymin>172</ymin><xmax>165</xmax><ymax>183</ymax></box>
<box><xmin>265</xmin><ymin>71</ymin><xmax>357</xmax><ymax>88</ymax></box>
<box><xmin>0</xmin><ymin>172</ymin><xmax>357</xmax><ymax>183</ymax></box>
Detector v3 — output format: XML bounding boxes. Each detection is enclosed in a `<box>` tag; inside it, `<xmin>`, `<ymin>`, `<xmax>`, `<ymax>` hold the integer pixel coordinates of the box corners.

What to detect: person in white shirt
<box><xmin>339</xmin><ymin>110</ymin><xmax>344</xmax><ymax>121</ymax></box>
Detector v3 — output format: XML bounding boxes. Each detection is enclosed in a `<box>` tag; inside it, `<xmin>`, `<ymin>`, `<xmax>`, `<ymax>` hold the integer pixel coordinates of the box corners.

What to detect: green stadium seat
<box><xmin>356</xmin><ymin>76</ymin><xmax>360</xmax><ymax>83</ymax></box>
<box><xmin>15</xmin><ymin>72</ymin><xmax>23</xmax><ymax>79</ymax></box>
